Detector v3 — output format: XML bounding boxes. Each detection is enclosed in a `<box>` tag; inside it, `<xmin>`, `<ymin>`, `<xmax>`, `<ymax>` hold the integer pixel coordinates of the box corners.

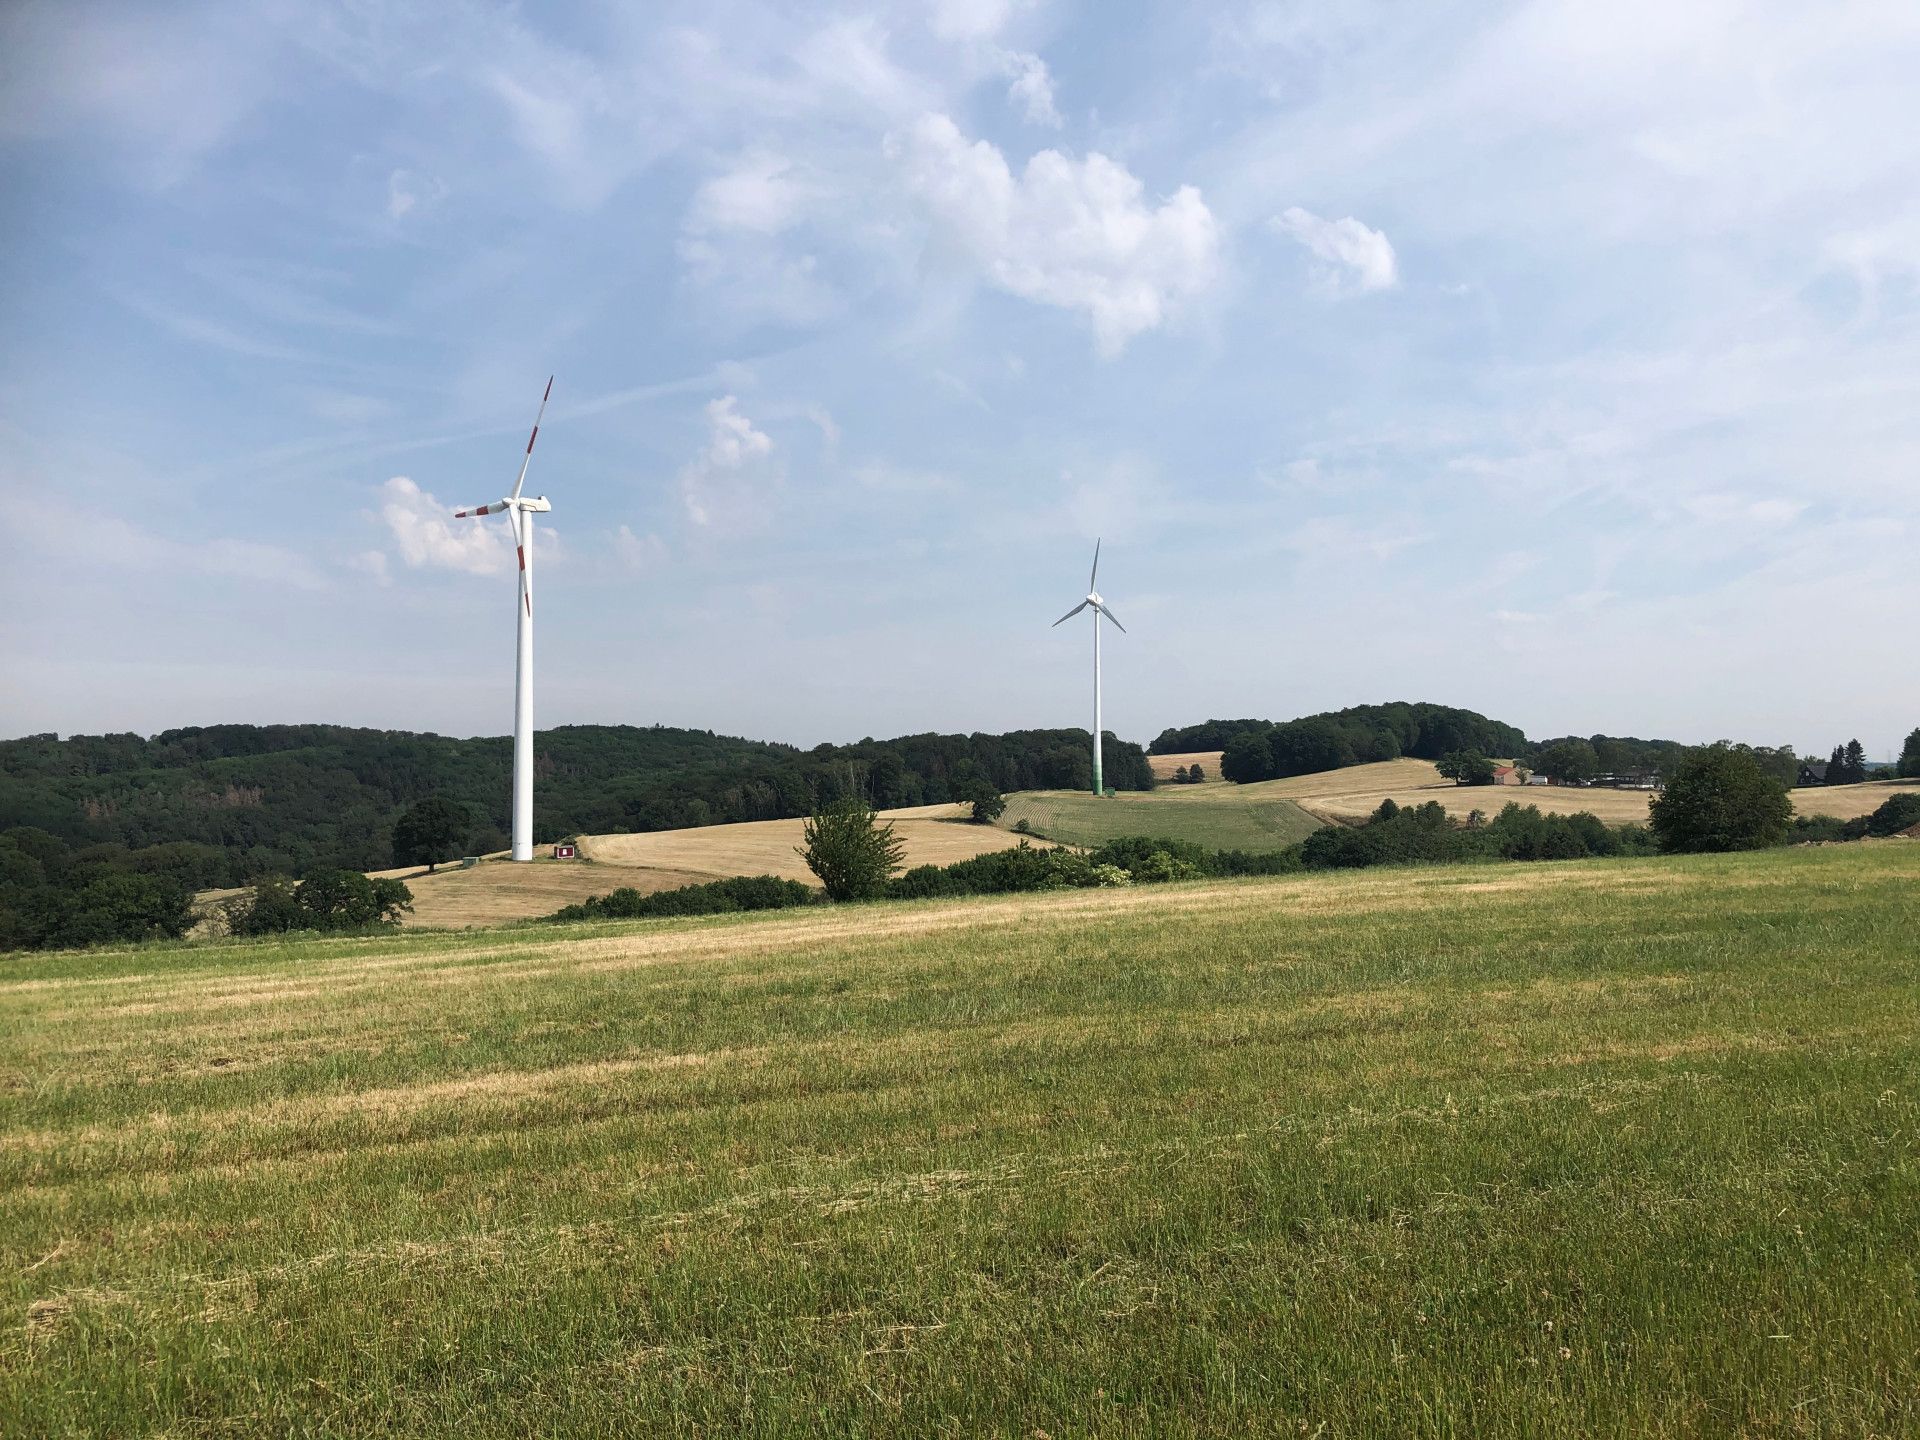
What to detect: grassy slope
<box><xmin>4</xmin><ymin>845</ymin><xmax>1918</xmax><ymax>1437</ymax></box>
<box><xmin>1000</xmin><ymin>784</ymin><xmax>1324</xmax><ymax>850</ymax></box>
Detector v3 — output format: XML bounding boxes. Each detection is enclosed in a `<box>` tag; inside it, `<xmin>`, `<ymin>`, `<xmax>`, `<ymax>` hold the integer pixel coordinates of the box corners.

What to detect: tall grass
<box><xmin>3</xmin><ymin>844</ymin><xmax>1917</xmax><ymax>1436</ymax></box>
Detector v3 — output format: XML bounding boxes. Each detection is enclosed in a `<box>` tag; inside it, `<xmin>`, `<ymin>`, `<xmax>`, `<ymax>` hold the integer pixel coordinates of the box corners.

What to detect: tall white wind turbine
<box><xmin>1051</xmin><ymin>539</ymin><xmax>1126</xmax><ymax>797</ymax></box>
<box><xmin>453</xmin><ymin>377</ymin><xmax>553</xmax><ymax>863</ymax></box>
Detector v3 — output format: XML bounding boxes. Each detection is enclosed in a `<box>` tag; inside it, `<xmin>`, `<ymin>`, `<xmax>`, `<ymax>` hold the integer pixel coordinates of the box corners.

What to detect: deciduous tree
<box><xmin>1648</xmin><ymin>743</ymin><xmax>1791</xmax><ymax>853</ymax></box>
<box><xmin>797</xmin><ymin>794</ymin><xmax>907</xmax><ymax>901</ymax></box>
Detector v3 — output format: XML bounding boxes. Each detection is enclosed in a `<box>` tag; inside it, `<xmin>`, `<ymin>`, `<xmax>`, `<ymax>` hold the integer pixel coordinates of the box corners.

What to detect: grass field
<box><xmin>1000</xmin><ymin>786</ymin><xmax>1322</xmax><ymax>851</ymax></box>
<box><xmin>7</xmin><ymin>844</ymin><xmax>1916</xmax><ymax>1436</ymax></box>
<box><xmin>1271</xmin><ymin>759</ymin><xmax>1920</xmax><ymax>828</ymax></box>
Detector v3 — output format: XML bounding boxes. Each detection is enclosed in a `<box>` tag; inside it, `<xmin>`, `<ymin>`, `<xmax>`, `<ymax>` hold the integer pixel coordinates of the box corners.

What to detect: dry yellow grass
<box><xmin>1257</xmin><ymin>759</ymin><xmax>1918</xmax><ymax>827</ymax></box>
<box><xmin>386</xmin><ymin>858</ymin><xmax>713</xmax><ymax>929</ymax></box>
<box><xmin>579</xmin><ymin>804</ymin><xmax>1025</xmax><ymax>886</ymax></box>
<box><xmin>1149</xmin><ymin>750</ymin><xmax>1224</xmax><ymax>782</ymax></box>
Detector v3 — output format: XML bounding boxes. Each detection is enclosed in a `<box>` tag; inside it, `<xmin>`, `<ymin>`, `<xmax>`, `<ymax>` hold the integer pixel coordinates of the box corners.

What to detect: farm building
<box><xmin>1491</xmin><ymin>765</ymin><xmax>1527</xmax><ymax>785</ymax></box>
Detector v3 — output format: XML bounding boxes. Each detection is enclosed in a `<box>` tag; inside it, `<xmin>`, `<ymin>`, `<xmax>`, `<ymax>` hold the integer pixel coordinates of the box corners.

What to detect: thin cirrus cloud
<box><xmin>891</xmin><ymin>113</ymin><xmax>1220</xmax><ymax>357</ymax></box>
<box><xmin>1270</xmin><ymin>207</ymin><xmax>1399</xmax><ymax>294</ymax></box>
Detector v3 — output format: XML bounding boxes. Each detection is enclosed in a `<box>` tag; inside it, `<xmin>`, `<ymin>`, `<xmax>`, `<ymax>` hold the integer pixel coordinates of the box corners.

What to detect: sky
<box><xmin>1</xmin><ymin>0</ymin><xmax>1916</xmax><ymax>758</ymax></box>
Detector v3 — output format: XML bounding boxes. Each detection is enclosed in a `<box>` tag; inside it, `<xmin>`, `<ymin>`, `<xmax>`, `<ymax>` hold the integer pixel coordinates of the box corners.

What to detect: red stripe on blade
<box><xmin>516</xmin><ymin>544</ymin><xmax>526</xmax><ymax>570</ymax></box>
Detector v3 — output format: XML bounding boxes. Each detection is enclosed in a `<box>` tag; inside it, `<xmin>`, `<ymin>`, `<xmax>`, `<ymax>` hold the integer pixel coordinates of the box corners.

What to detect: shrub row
<box><xmin>548</xmin><ymin>874</ymin><xmax>815</xmax><ymax>922</ymax></box>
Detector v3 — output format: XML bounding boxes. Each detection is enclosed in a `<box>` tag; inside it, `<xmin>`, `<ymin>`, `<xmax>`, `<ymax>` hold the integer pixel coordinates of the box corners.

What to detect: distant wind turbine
<box><xmin>1052</xmin><ymin>539</ymin><xmax>1126</xmax><ymax>797</ymax></box>
<box><xmin>453</xmin><ymin>377</ymin><xmax>553</xmax><ymax>863</ymax></box>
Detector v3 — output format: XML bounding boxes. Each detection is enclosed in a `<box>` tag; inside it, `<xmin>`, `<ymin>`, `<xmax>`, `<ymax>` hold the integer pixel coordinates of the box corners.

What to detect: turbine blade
<box><xmin>453</xmin><ymin>498</ymin><xmax>512</xmax><ymax>518</ymax></box>
<box><xmin>1051</xmin><ymin>600</ymin><xmax>1090</xmax><ymax>627</ymax></box>
<box><xmin>508</xmin><ymin>376</ymin><xmax>554</xmax><ymax>501</ymax></box>
<box><xmin>1089</xmin><ymin>537</ymin><xmax>1101</xmax><ymax>589</ymax></box>
<box><xmin>1098</xmin><ymin>603</ymin><xmax>1126</xmax><ymax>633</ymax></box>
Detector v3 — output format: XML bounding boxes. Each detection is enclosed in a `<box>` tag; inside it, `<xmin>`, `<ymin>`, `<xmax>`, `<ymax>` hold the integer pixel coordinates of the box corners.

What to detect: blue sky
<box><xmin>2</xmin><ymin>0</ymin><xmax>1916</xmax><ymax>757</ymax></box>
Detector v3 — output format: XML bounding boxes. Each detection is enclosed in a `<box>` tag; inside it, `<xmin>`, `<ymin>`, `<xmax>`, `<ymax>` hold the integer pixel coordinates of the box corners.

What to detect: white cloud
<box><xmin>378</xmin><ymin>477</ymin><xmax>509</xmax><ymax>577</ymax></box>
<box><xmin>930</xmin><ymin>0</ymin><xmax>1019</xmax><ymax>42</ymax></box>
<box><xmin>892</xmin><ymin>113</ymin><xmax>1220</xmax><ymax>356</ymax></box>
<box><xmin>17</xmin><ymin>495</ymin><xmax>327</xmax><ymax>590</ymax></box>
<box><xmin>614</xmin><ymin>525</ymin><xmax>668</xmax><ymax>573</ymax></box>
<box><xmin>806</xmin><ymin>405</ymin><xmax>841</xmax><ymax>448</ymax></box>
<box><xmin>1270</xmin><ymin>206</ymin><xmax>1398</xmax><ymax>293</ymax></box>
<box><xmin>680</xmin><ymin>396</ymin><xmax>778</xmax><ymax>527</ymax></box>
<box><xmin>687</xmin><ymin>152</ymin><xmax>812</xmax><ymax>234</ymax></box>
<box><xmin>1001</xmin><ymin>51</ymin><xmax>1062</xmax><ymax>127</ymax></box>
<box><xmin>386</xmin><ymin>167</ymin><xmax>446</xmax><ymax>220</ymax></box>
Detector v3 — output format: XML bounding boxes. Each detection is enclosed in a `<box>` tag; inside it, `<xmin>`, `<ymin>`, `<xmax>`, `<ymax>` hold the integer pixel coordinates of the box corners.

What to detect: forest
<box><xmin>0</xmin><ymin>722</ymin><xmax>1151</xmax><ymax>887</ymax></box>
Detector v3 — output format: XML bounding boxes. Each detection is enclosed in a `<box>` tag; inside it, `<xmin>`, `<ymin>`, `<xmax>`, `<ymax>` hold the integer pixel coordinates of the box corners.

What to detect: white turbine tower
<box><xmin>1052</xmin><ymin>538</ymin><xmax>1126</xmax><ymax>797</ymax></box>
<box><xmin>453</xmin><ymin>377</ymin><xmax>553</xmax><ymax>863</ymax></box>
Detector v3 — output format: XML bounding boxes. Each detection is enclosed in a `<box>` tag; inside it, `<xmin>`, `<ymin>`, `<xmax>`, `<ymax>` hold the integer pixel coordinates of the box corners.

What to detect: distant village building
<box><xmin>1798</xmin><ymin>760</ymin><xmax>1828</xmax><ymax>786</ymax></box>
<box><xmin>1525</xmin><ymin>772</ymin><xmax>1551</xmax><ymax>786</ymax></box>
<box><xmin>1491</xmin><ymin>765</ymin><xmax>1526</xmax><ymax>786</ymax></box>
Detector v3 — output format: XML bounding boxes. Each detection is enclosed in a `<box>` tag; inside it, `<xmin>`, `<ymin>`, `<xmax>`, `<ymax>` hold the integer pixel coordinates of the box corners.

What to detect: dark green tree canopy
<box><xmin>1436</xmin><ymin>751</ymin><xmax>1498</xmax><ymax>786</ymax></box>
<box><xmin>1899</xmin><ymin>728</ymin><xmax>1920</xmax><ymax>780</ymax></box>
<box><xmin>391</xmin><ymin>796</ymin><xmax>472</xmax><ymax>871</ymax></box>
<box><xmin>1648</xmin><ymin>744</ymin><xmax>1792</xmax><ymax>854</ymax></box>
<box><xmin>1530</xmin><ymin>738</ymin><xmax>1598</xmax><ymax>784</ymax></box>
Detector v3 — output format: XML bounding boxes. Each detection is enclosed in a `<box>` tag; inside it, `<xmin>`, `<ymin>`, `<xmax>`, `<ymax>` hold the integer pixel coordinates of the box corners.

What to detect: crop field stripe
<box><xmin>3</xmin><ymin>844</ymin><xmax>1918</xmax><ymax>1436</ymax></box>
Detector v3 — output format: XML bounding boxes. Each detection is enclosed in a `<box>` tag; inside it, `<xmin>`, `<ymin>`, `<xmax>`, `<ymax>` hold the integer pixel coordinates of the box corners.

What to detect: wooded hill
<box><xmin>0</xmin><ymin>723</ymin><xmax>1151</xmax><ymax>886</ymax></box>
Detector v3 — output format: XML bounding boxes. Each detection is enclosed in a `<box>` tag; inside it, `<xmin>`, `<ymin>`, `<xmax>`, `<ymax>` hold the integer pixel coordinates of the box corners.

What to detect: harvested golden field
<box><xmin>1148</xmin><ymin>749</ymin><xmax>1223</xmax><ymax>782</ymax></box>
<box><xmin>579</xmin><ymin>803</ymin><xmax>1024</xmax><ymax>886</ymax></box>
<box><xmin>382</xmin><ymin>858</ymin><xmax>713</xmax><ymax>929</ymax></box>
<box><xmin>1264</xmin><ymin>760</ymin><xmax>1918</xmax><ymax>827</ymax></box>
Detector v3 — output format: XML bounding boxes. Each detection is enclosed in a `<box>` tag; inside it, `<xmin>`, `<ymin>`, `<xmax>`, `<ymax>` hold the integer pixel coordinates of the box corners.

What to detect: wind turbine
<box><xmin>1052</xmin><ymin>539</ymin><xmax>1125</xmax><ymax>797</ymax></box>
<box><xmin>453</xmin><ymin>377</ymin><xmax>553</xmax><ymax>863</ymax></box>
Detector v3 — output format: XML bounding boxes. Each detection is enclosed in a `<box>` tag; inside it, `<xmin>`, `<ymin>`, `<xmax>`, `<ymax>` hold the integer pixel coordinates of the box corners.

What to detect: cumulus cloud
<box><xmin>892</xmin><ymin>114</ymin><xmax>1219</xmax><ymax>356</ymax></box>
<box><xmin>1271</xmin><ymin>206</ymin><xmax>1398</xmax><ymax>293</ymax></box>
<box><xmin>1000</xmin><ymin>51</ymin><xmax>1061</xmax><ymax>127</ymax></box>
<box><xmin>680</xmin><ymin>396</ymin><xmax>778</xmax><ymax>527</ymax></box>
<box><xmin>378</xmin><ymin>477</ymin><xmax>509</xmax><ymax>576</ymax></box>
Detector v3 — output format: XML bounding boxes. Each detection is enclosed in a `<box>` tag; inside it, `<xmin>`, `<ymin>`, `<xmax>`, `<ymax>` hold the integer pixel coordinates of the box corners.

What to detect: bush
<box><xmin>550</xmin><ymin>875</ymin><xmax>814</xmax><ymax>921</ymax></box>
<box><xmin>1649</xmin><ymin>744</ymin><xmax>1792</xmax><ymax>853</ymax></box>
<box><xmin>226</xmin><ymin>870</ymin><xmax>412</xmax><ymax>936</ymax></box>
<box><xmin>1863</xmin><ymin>792</ymin><xmax>1920</xmax><ymax>837</ymax></box>
<box><xmin>797</xmin><ymin>794</ymin><xmax>907</xmax><ymax>901</ymax></box>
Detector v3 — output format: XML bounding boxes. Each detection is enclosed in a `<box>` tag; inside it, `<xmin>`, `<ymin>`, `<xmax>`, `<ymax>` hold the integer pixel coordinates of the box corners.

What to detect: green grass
<box><xmin>1001</xmin><ymin>783</ymin><xmax>1325</xmax><ymax>851</ymax></box>
<box><xmin>3</xmin><ymin>844</ymin><xmax>1918</xmax><ymax>1437</ymax></box>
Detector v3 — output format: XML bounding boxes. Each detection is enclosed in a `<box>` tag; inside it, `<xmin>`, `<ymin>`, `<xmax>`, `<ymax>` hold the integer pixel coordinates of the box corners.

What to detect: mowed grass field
<box><xmin>1273</xmin><ymin>759</ymin><xmax>1920</xmax><ymax>828</ymax></box>
<box><xmin>6</xmin><ymin>844</ymin><xmax>1917</xmax><ymax>1436</ymax></box>
<box><xmin>1001</xmin><ymin>786</ymin><xmax>1322</xmax><ymax>851</ymax></box>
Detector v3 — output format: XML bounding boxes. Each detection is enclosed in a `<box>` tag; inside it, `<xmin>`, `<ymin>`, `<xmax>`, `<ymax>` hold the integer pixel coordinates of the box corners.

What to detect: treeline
<box><xmin>0</xmin><ymin>723</ymin><xmax>1149</xmax><ymax>887</ymax></box>
<box><xmin>0</xmin><ymin>828</ymin><xmax>197</xmax><ymax>950</ymax></box>
<box><xmin>1157</xmin><ymin>703</ymin><xmax>1530</xmax><ymax>783</ymax></box>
